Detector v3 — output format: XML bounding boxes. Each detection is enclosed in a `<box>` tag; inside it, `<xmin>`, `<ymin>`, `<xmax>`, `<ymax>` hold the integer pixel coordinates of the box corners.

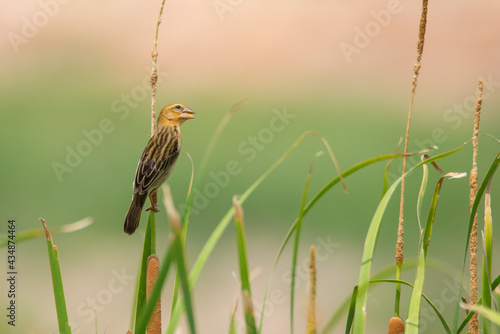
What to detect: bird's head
<box><xmin>158</xmin><ymin>104</ymin><xmax>196</xmax><ymax>126</ymax></box>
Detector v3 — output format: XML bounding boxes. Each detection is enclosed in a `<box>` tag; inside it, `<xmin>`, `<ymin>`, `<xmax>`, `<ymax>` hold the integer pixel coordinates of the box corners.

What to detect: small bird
<box><xmin>124</xmin><ymin>103</ymin><xmax>195</xmax><ymax>235</ymax></box>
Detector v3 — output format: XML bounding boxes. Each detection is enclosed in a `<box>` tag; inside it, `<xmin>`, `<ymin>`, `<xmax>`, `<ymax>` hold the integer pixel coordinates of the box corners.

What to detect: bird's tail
<box><xmin>124</xmin><ymin>193</ymin><xmax>148</xmax><ymax>235</ymax></box>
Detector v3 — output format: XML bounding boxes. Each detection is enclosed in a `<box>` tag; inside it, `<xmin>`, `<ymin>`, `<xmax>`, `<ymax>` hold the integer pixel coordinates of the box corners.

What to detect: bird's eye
<box><xmin>175</xmin><ymin>105</ymin><xmax>181</xmax><ymax>109</ymax></box>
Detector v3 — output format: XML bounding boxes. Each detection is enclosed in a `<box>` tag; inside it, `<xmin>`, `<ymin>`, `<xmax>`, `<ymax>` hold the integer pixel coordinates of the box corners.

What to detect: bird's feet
<box><xmin>145</xmin><ymin>204</ymin><xmax>160</xmax><ymax>213</ymax></box>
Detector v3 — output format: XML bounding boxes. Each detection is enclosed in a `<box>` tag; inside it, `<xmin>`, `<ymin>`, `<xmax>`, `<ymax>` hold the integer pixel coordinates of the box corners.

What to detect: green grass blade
<box><xmin>172</xmin><ymin>224</ymin><xmax>197</xmax><ymax>334</ymax></box>
<box><xmin>229</xmin><ymin>302</ymin><xmax>238</xmax><ymax>334</ymax></box>
<box><xmin>345</xmin><ymin>286</ymin><xmax>358</xmax><ymax>334</ymax></box>
<box><xmin>453</xmin><ymin>152</ymin><xmax>500</xmax><ymax>332</ymax></box>
<box><xmin>352</xmin><ymin>171</ymin><xmax>401</xmax><ymax>333</ymax></box>
<box><xmin>169</xmin><ymin>101</ymin><xmax>246</xmax><ymax>315</ymax></box>
<box><xmin>290</xmin><ymin>157</ymin><xmax>315</xmax><ymax>334</ymax></box>
<box><xmin>352</xmin><ymin>145</ymin><xmax>466</xmax><ymax>334</ymax></box>
<box><xmin>39</xmin><ymin>218</ymin><xmax>71</xmax><ymax>334</ymax></box>
<box><xmin>482</xmin><ymin>171</ymin><xmax>495</xmax><ymax>334</ymax></box>
<box><xmin>408</xmin><ymin>172</ymin><xmax>460</xmax><ymax>334</ymax></box>
<box><xmin>135</xmin><ymin>243</ymin><xmax>173</xmax><ymax>334</ymax></box>
<box><xmin>382</xmin><ymin>139</ymin><xmax>403</xmax><ymax>198</ymax></box>
<box><xmin>134</xmin><ymin>211</ymin><xmax>154</xmax><ymax>333</ymax></box>
<box><xmin>373</xmin><ymin>279</ymin><xmax>452</xmax><ymax>334</ymax></box>
<box><xmin>321</xmin><ymin>257</ymin><xmax>458</xmax><ymax>334</ymax></box>
<box><xmin>233</xmin><ymin>198</ymin><xmax>257</xmax><ymax>334</ymax></box>
<box><xmin>0</xmin><ymin>217</ymin><xmax>93</xmax><ymax>248</ymax></box>
<box><xmin>259</xmin><ymin>153</ymin><xmax>406</xmax><ymax>333</ymax></box>
<box><xmin>345</xmin><ymin>279</ymin><xmax>452</xmax><ymax>334</ymax></box>
<box><xmin>457</xmin><ymin>273</ymin><xmax>500</xmax><ymax>333</ymax></box>
<box><xmin>462</xmin><ymin>304</ymin><xmax>500</xmax><ymax>326</ymax></box>
<box><xmin>167</xmin><ymin>131</ymin><xmax>320</xmax><ymax>334</ymax></box>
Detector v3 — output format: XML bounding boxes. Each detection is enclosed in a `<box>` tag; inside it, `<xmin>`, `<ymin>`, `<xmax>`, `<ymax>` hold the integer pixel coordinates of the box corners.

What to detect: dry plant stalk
<box><xmin>306</xmin><ymin>246</ymin><xmax>317</xmax><ymax>334</ymax></box>
<box><xmin>387</xmin><ymin>316</ymin><xmax>405</xmax><ymax>334</ymax></box>
<box><xmin>150</xmin><ymin>0</ymin><xmax>167</xmax><ymax>137</ymax></box>
<box><xmin>146</xmin><ymin>255</ymin><xmax>162</xmax><ymax>334</ymax></box>
<box><xmin>396</xmin><ymin>0</ymin><xmax>429</xmax><ymax>266</ymax></box>
<box><xmin>468</xmin><ymin>80</ymin><xmax>483</xmax><ymax>334</ymax></box>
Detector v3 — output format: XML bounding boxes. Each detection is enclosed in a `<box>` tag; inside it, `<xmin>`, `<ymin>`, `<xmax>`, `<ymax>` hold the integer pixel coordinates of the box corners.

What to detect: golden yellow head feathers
<box><xmin>158</xmin><ymin>104</ymin><xmax>195</xmax><ymax>127</ymax></box>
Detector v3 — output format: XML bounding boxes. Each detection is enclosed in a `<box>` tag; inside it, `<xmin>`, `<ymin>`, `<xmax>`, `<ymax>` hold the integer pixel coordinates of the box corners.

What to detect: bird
<box><xmin>124</xmin><ymin>103</ymin><xmax>195</xmax><ymax>235</ymax></box>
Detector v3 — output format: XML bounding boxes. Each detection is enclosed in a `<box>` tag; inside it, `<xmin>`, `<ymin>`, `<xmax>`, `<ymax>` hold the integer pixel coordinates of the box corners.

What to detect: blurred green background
<box><xmin>1</xmin><ymin>0</ymin><xmax>499</xmax><ymax>333</ymax></box>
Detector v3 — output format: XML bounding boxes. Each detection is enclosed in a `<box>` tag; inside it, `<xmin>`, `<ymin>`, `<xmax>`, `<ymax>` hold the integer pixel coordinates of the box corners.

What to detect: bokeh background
<box><xmin>1</xmin><ymin>0</ymin><xmax>500</xmax><ymax>333</ymax></box>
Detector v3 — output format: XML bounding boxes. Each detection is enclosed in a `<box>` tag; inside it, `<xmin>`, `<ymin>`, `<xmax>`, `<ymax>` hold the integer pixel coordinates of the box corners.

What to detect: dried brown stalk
<box><xmin>146</xmin><ymin>255</ymin><xmax>162</xmax><ymax>334</ymax></box>
<box><xmin>468</xmin><ymin>80</ymin><xmax>483</xmax><ymax>334</ymax></box>
<box><xmin>396</xmin><ymin>0</ymin><xmax>428</xmax><ymax>266</ymax></box>
<box><xmin>150</xmin><ymin>0</ymin><xmax>167</xmax><ymax>137</ymax></box>
<box><xmin>306</xmin><ymin>246</ymin><xmax>317</xmax><ymax>334</ymax></box>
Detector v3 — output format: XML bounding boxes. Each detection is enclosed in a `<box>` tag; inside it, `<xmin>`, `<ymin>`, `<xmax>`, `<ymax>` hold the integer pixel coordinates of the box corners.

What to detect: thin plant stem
<box><xmin>150</xmin><ymin>0</ymin><xmax>167</xmax><ymax>137</ymax></box>
<box><xmin>395</xmin><ymin>0</ymin><xmax>428</xmax><ymax>316</ymax></box>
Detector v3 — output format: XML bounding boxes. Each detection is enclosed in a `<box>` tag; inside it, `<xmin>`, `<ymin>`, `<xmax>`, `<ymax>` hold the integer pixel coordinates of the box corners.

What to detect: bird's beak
<box><xmin>180</xmin><ymin>107</ymin><xmax>196</xmax><ymax>119</ymax></box>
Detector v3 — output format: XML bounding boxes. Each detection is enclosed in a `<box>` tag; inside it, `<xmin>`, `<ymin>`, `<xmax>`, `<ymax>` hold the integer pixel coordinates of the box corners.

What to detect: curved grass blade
<box><xmin>461</xmin><ymin>303</ymin><xmax>500</xmax><ymax>326</ymax></box>
<box><xmin>407</xmin><ymin>172</ymin><xmax>465</xmax><ymax>334</ymax></box>
<box><xmin>0</xmin><ymin>217</ymin><xmax>93</xmax><ymax>248</ymax></box>
<box><xmin>382</xmin><ymin>139</ymin><xmax>403</xmax><ymax>198</ymax></box>
<box><xmin>133</xmin><ymin>211</ymin><xmax>155</xmax><ymax>333</ymax></box>
<box><xmin>229</xmin><ymin>300</ymin><xmax>238</xmax><ymax>334</ymax></box>
<box><xmin>352</xmin><ymin>145</ymin><xmax>467</xmax><ymax>334</ymax></box>
<box><xmin>166</xmin><ymin>131</ymin><xmax>325</xmax><ymax>334</ymax></box>
<box><xmin>172</xmin><ymin>219</ymin><xmax>197</xmax><ymax>334</ymax></box>
<box><xmin>233</xmin><ymin>197</ymin><xmax>257</xmax><ymax>334</ymax></box>
<box><xmin>457</xmin><ymin>273</ymin><xmax>500</xmax><ymax>333</ymax></box>
<box><xmin>321</xmin><ymin>257</ymin><xmax>459</xmax><ymax>333</ymax></box>
<box><xmin>39</xmin><ymin>218</ymin><xmax>71</xmax><ymax>334</ymax></box>
<box><xmin>482</xmin><ymin>170</ymin><xmax>495</xmax><ymax>333</ymax></box>
<box><xmin>135</xmin><ymin>243</ymin><xmax>173</xmax><ymax>334</ymax></box>
<box><xmin>290</xmin><ymin>156</ymin><xmax>316</xmax><ymax>334</ymax></box>
<box><xmin>258</xmin><ymin>152</ymin><xmax>406</xmax><ymax>333</ymax></box>
<box><xmin>170</xmin><ymin>101</ymin><xmax>247</xmax><ymax>315</ymax></box>
<box><xmin>453</xmin><ymin>152</ymin><xmax>500</xmax><ymax>332</ymax></box>
<box><xmin>345</xmin><ymin>279</ymin><xmax>452</xmax><ymax>334</ymax></box>
<box><xmin>345</xmin><ymin>286</ymin><xmax>358</xmax><ymax>334</ymax></box>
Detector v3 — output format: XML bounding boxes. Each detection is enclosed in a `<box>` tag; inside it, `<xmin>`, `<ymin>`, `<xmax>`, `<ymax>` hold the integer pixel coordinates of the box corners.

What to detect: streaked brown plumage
<box><xmin>124</xmin><ymin>103</ymin><xmax>195</xmax><ymax>235</ymax></box>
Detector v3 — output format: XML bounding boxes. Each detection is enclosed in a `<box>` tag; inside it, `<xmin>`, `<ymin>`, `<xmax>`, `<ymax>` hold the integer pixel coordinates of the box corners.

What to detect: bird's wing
<box><xmin>134</xmin><ymin>127</ymin><xmax>181</xmax><ymax>195</ymax></box>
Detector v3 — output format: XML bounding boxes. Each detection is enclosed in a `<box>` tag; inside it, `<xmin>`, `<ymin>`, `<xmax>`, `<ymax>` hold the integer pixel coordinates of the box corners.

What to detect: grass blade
<box><xmin>167</xmin><ymin>131</ymin><xmax>323</xmax><ymax>334</ymax></box>
<box><xmin>457</xmin><ymin>273</ymin><xmax>500</xmax><ymax>333</ymax></box>
<box><xmin>482</xmin><ymin>170</ymin><xmax>495</xmax><ymax>333</ymax></box>
<box><xmin>352</xmin><ymin>145</ymin><xmax>466</xmax><ymax>333</ymax></box>
<box><xmin>233</xmin><ymin>197</ymin><xmax>257</xmax><ymax>334</ymax></box>
<box><xmin>229</xmin><ymin>301</ymin><xmax>238</xmax><ymax>334</ymax></box>
<box><xmin>0</xmin><ymin>217</ymin><xmax>93</xmax><ymax>248</ymax></box>
<box><xmin>259</xmin><ymin>152</ymin><xmax>406</xmax><ymax>333</ymax></box>
<box><xmin>172</xmin><ymin>223</ymin><xmax>197</xmax><ymax>334</ymax></box>
<box><xmin>461</xmin><ymin>304</ymin><xmax>500</xmax><ymax>326</ymax></box>
<box><xmin>133</xmin><ymin>211</ymin><xmax>155</xmax><ymax>333</ymax></box>
<box><xmin>407</xmin><ymin>172</ymin><xmax>465</xmax><ymax>333</ymax></box>
<box><xmin>135</xmin><ymin>244</ymin><xmax>173</xmax><ymax>334</ymax></box>
<box><xmin>169</xmin><ymin>101</ymin><xmax>247</xmax><ymax>315</ymax></box>
<box><xmin>39</xmin><ymin>218</ymin><xmax>71</xmax><ymax>334</ymax></box>
<box><xmin>453</xmin><ymin>152</ymin><xmax>500</xmax><ymax>332</ymax></box>
<box><xmin>322</xmin><ymin>257</ymin><xmax>458</xmax><ymax>333</ymax></box>
<box><xmin>290</xmin><ymin>156</ymin><xmax>316</xmax><ymax>334</ymax></box>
